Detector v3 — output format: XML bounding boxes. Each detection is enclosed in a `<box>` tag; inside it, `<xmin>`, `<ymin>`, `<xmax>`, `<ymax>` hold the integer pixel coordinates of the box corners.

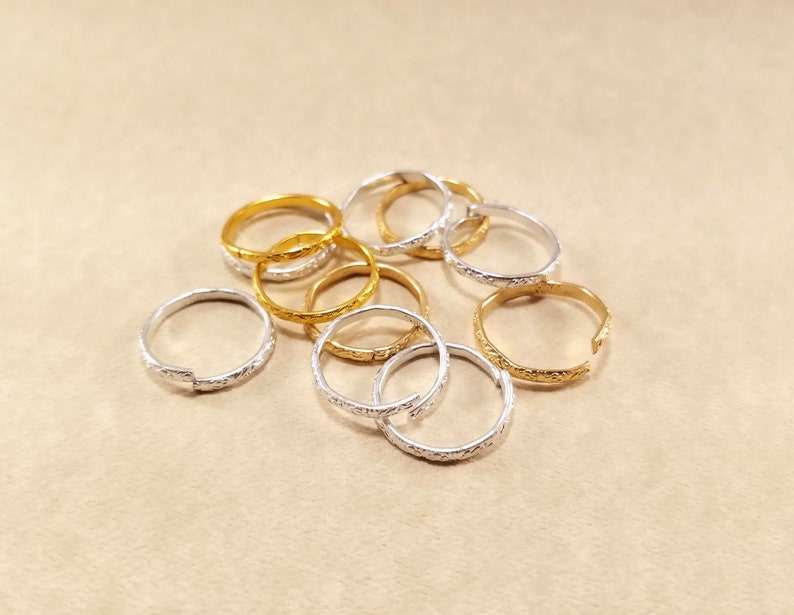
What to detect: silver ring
<box><xmin>340</xmin><ymin>170</ymin><xmax>453</xmax><ymax>256</ymax></box>
<box><xmin>221</xmin><ymin>243</ymin><xmax>334</xmax><ymax>282</ymax></box>
<box><xmin>442</xmin><ymin>203</ymin><xmax>561</xmax><ymax>287</ymax></box>
<box><xmin>375</xmin><ymin>342</ymin><xmax>514</xmax><ymax>462</ymax></box>
<box><xmin>311</xmin><ymin>305</ymin><xmax>449</xmax><ymax>418</ymax></box>
<box><xmin>221</xmin><ymin>208</ymin><xmax>337</xmax><ymax>281</ymax></box>
<box><xmin>139</xmin><ymin>288</ymin><xmax>276</xmax><ymax>391</ymax></box>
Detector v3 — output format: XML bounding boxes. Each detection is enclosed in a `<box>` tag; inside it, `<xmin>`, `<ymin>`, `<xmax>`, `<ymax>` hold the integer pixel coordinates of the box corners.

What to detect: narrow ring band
<box><xmin>138</xmin><ymin>288</ymin><xmax>276</xmax><ymax>392</ymax></box>
<box><xmin>473</xmin><ymin>280</ymin><xmax>612</xmax><ymax>384</ymax></box>
<box><xmin>311</xmin><ymin>305</ymin><xmax>448</xmax><ymax>418</ymax></box>
<box><xmin>340</xmin><ymin>170</ymin><xmax>453</xmax><ymax>256</ymax></box>
<box><xmin>221</xmin><ymin>205</ymin><xmax>337</xmax><ymax>281</ymax></box>
<box><xmin>374</xmin><ymin>342</ymin><xmax>514</xmax><ymax>462</ymax></box>
<box><xmin>253</xmin><ymin>233</ymin><xmax>379</xmax><ymax>324</ymax></box>
<box><xmin>442</xmin><ymin>203</ymin><xmax>561</xmax><ymax>287</ymax></box>
<box><xmin>303</xmin><ymin>262</ymin><xmax>430</xmax><ymax>361</ymax></box>
<box><xmin>375</xmin><ymin>178</ymin><xmax>490</xmax><ymax>260</ymax></box>
<box><xmin>221</xmin><ymin>194</ymin><xmax>344</xmax><ymax>264</ymax></box>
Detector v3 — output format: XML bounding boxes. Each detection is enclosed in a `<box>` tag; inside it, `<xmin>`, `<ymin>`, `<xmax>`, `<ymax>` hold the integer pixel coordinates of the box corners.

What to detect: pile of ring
<box><xmin>139</xmin><ymin>170</ymin><xmax>612</xmax><ymax>462</ymax></box>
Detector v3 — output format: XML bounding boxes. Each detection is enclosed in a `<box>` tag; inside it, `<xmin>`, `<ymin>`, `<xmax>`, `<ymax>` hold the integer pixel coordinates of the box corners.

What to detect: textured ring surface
<box><xmin>139</xmin><ymin>288</ymin><xmax>276</xmax><ymax>392</ymax></box>
<box><xmin>312</xmin><ymin>305</ymin><xmax>448</xmax><ymax>418</ymax></box>
<box><xmin>442</xmin><ymin>203</ymin><xmax>560</xmax><ymax>287</ymax></box>
<box><xmin>303</xmin><ymin>262</ymin><xmax>430</xmax><ymax>361</ymax></box>
<box><xmin>375</xmin><ymin>342</ymin><xmax>514</xmax><ymax>462</ymax></box>
<box><xmin>474</xmin><ymin>280</ymin><xmax>612</xmax><ymax>384</ymax></box>
<box><xmin>340</xmin><ymin>170</ymin><xmax>452</xmax><ymax>256</ymax></box>
<box><xmin>253</xmin><ymin>233</ymin><xmax>379</xmax><ymax>324</ymax></box>
<box><xmin>221</xmin><ymin>194</ymin><xmax>343</xmax><ymax>264</ymax></box>
<box><xmin>375</xmin><ymin>177</ymin><xmax>489</xmax><ymax>260</ymax></box>
<box><xmin>221</xmin><ymin>204</ymin><xmax>336</xmax><ymax>281</ymax></box>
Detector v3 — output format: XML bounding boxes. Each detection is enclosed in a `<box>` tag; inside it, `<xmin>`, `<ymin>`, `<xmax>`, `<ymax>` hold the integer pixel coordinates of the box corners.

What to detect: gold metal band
<box><xmin>253</xmin><ymin>233</ymin><xmax>379</xmax><ymax>324</ymax></box>
<box><xmin>473</xmin><ymin>280</ymin><xmax>612</xmax><ymax>384</ymax></box>
<box><xmin>221</xmin><ymin>194</ymin><xmax>344</xmax><ymax>264</ymax></box>
<box><xmin>303</xmin><ymin>262</ymin><xmax>430</xmax><ymax>361</ymax></box>
<box><xmin>375</xmin><ymin>178</ymin><xmax>489</xmax><ymax>259</ymax></box>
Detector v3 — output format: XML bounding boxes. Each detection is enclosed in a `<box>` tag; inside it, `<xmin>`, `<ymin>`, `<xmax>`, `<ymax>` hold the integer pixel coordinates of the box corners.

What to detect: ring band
<box><xmin>221</xmin><ymin>204</ymin><xmax>337</xmax><ymax>281</ymax></box>
<box><xmin>303</xmin><ymin>262</ymin><xmax>430</xmax><ymax>361</ymax></box>
<box><xmin>375</xmin><ymin>178</ymin><xmax>490</xmax><ymax>260</ymax></box>
<box><xmin>139</xmin><ymin>288</ymin><xmax>276</xmax><ymax>391</ymax></box>
<box><xmin>253</xmin><ymin>233</ymin><xmax>379</xmax><ymax>324</ymax></box>
<box><xmin>312</xmin><ymin>305</ymin><xmax>449</xmax><ymax>418</ymax></box>
<box><xmin>340</xmin><ymin>170</ymin><xmax>453</xmax><ymax>256</ymax></box>
<box><xmin>442</xmin><ymin>203</ymin><xmax>560</xmax><ymax>287</ymax></box>
<box><xmin>374</xmin><ymin>342</ymin><xmax>514</xmax><ymax>462</ymax></box>
<box><xmin>221</xmin><ymin>194</ymin><xmax>343</xmax><ymax>264</ymax></box>
<box><xmin>473</xmin><ymin>280</ymin><xmax>612</xmax><ymax>384</ymax></box>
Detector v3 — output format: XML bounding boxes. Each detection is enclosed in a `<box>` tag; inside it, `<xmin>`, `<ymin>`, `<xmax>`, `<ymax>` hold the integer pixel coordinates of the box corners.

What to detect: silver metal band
<box><xmin>340</xmin><ymin>170</ymin><xmax>453</xmax><ymax>256</ymax></box>
<box><xmin>221</xmin><ymin>208</ymin><xmax>337</xmax><ymax>281</ymax></box>
<box><xmin>311</xmin><ymin>305</ymin><xmax>449</xmax><ymax>418</ymax></box>
<box><xmin>139</xmin><ymin>288</ymin><xmax>276</xmax><ymax>392</ymax></box>
<box><xmin>374</xmin><ymin>342</ymin><xmax>514</xmax><ymax>462</ymax></box>
<box><xmin>442</xmin><ymin>203</ymin><xmax>561</xmax><ymax>287</ymax></box>
<box><xmin>221</xmin><ymin>243</ymin><xmax>334</xmax><ymax>282</ymax></box>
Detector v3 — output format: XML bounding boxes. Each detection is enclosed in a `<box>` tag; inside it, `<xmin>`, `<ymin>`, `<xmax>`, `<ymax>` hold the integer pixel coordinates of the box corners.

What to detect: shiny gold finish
<box><xmin>375</xmin><ymin>178</ymin><xmax>489</xmax><ymax>259</ymax></box>
<box><xmin>221</xmin><ymin>194</ymin><xmax>343</xmax><ymax>263</ymax></box>
<box><xmin>303</xmin><ymin>263</ymin><xmax>430</xmax><ymax>361</ymax></box>
<box><xmin>253</xmin><ymin>233</ymin><xmax>379</xmax><ymax>324</ymax></box>
<box><xmin>473</xmin><ymin>280</ymin><xmax>612</xmax><ymax>384</ymax></box>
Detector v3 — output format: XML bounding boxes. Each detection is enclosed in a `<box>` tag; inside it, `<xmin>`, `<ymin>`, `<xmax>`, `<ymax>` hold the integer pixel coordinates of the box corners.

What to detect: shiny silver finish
<box><xmin>221</xmin><ymin>208</ymin><xmax>337</xmax><ymax>281</ymax></box>
<box><xmin>375</xmin><ymin>342</ymin><xmax>514</xmax><ymax>462</ymax></box>
<box><xmin>221</xmin><ymin>243</ymin><xmax>334</xmax><ymax>282</ymax></box>
<box><xmin>311</xmin><ymin>305</ymin><xmax>449</xmax><ymax>418</ymax></box>
<box><xmin>340</xmin><ymin>170</ymin><xmax>453</xmax><ymax>256</ymax></box>
<box><xmin>139</xmin><ymin>288</ymin><xmax>276</xmax><ymax>392</ymax></box>
<box><xmin>442</xmin><ymin>203</ymin><xmax>561</xmax><ymax>287</ymax></box>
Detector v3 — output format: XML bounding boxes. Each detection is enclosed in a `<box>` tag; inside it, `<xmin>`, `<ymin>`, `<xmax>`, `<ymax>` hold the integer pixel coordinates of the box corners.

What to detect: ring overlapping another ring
<box><xmin>311</xmin><ymin>305</ymin><xmax>448</xmax><ymax>418</ymax></box>
<box><xmin>374</xmin><ymin>342</ymin><xmax>514</xmax><ymax>462</ymax></box>
<box><xmin>375</xmin><ymin>178</ymin><xmax>490</xmax><ymax>260</ymax></box>
<box><xmin>221</xmin><ymin>194</ymin><xmax>343</xmax><ymax>265</ymax></box>
<box><xmin>253</xmin><ymin>233</ymin><xmax>380</xmax><ymax>324</ymax></box>
<box><xmin>303</xmin><ymin>262</ymin><xmax>430</xmax><ymax>361</ymax></box>
<box><xmin>442</xmin><ymin>203</ymin><xmax>560</xmax><ymax>287</ymax></box>
<box><xmin>473</xmin><ymin>280</ymin><xmax>612</xmax><ymax>384</ymax></box>
<box><xmin>139</xmin><ymin>288</ymin><xmax>276</xmax><ymax>392</ymax></box>
<box><xmin>221</xmin><ymin>203</ymin><xmax>338</xmax><ymax>282</ymax></box>
<box><xmin>340</xmin><ymin>170</ymin><xmax>453</xmax><ymax>256</ymax></box>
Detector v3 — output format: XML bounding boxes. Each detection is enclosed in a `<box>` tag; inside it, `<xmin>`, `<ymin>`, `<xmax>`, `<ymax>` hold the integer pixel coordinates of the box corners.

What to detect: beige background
<box><xmin>2</xmin><ymin>1</ymin><xmax>793</xmax><ymax>613</ymax></box>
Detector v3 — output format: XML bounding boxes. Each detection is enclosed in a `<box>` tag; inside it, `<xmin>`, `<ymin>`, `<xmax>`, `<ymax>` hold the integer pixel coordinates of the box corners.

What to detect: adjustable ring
<box><xmin>340</xmin><ymin>170</ymin><xmax>453</xmax><ymax>256</ymax></box>
<box><xmin>374</xmin><ymin>342</ymin><xmax>514</xmax><ymax>462</ymax></box>
<box><xmin>473</xmin><ymin>280</ymin><xmax>612</xmax><ymax>384</ymax></box>
<box><xmin>375</xmin><ymin>177</ymin><xmax>490</xmax><ymax>260</ymax></box>
<box><xmin>442</xmin><ymin>203</ymin><xmax>560</xmax><ymax>287</ymax></box>
<box><xmin>139</xmin><ymin>288</ymin><xmax>276</xmax><ymax>392</ymax></box>
<box><xmin>303</xmin><ymin>263</ymin><xmax>430</xmax><ymax>361</ymax></box>
<box><xmin>221</xmin><ymin>194</ymin><xmax>343</xmax><ymax>264</ymax></box>
<box><xmin>221</xmin><ymin>205</ymin><xmax>337</xmax><ymax>281</ymax></box>
<box><xmin>253</xmin><ymin>233</ymin><xmax>379</xmax><ymax>324</ymax></box>
<box><xmin>312</xmin><ymin>305</ymin><xmax>448</xmax><ymax>418</ymax></box>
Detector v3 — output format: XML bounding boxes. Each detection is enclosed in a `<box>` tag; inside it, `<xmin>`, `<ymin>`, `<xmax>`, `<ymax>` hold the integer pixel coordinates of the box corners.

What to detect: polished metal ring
<box><xmin>221</xmin><ymin>206</ymin><xmax>336</xmax><ymax>281</ymax></box>
<box><xmin>311</xmin><ymin>305</ymin><xmax>448</xmax><ymax>418</ymax></box>
<box><xmin>340</xmin><ymin>170</ymin><xmax>453</xmax><ymax>256</ymax></box>
<box><xmin>139</xmin><ymin>288</ymin><xmax>276</xmax><ymax>392</ymax></box>
<box><xmin>374</xmin><ymin>342</ymin><xmax>514</xmax><ymax>462</ymax></box>
<box><xmin>442</xmin><ymin>203</ymin><xmax>561</xmax><ymax>287</ymax></box>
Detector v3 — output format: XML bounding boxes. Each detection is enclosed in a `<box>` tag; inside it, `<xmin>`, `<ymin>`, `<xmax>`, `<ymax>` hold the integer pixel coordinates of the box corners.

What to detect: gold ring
<box><xmin>375</xmin><ymin>178</ymin><xmax>489</xmax><ymax>260</ymax></box>
<box><xmin>303</xmin><ymin>262</ymin><xmax>430</xmax><ymax>361</ymax></box>
<box><xmin>473</xmin><ymin>280</ymin><xmax>612</xmax><ymax>384</ymax></box>
<box><xmin>253</xmin><ymin>233</ymin><xmax>379</xmax><ymax>324</ymax></box>
<box><xmin>221</xmin><ymin>194</ymin><xmax>343</xmax><ymax>264</ymax></box>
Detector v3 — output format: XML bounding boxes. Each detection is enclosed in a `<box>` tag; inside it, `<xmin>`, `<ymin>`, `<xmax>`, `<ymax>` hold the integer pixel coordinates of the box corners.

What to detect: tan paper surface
<box><xmin>2</xmin><ymin>2</ymin><xmax>792</xmax><ymax>612</ymax></box>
